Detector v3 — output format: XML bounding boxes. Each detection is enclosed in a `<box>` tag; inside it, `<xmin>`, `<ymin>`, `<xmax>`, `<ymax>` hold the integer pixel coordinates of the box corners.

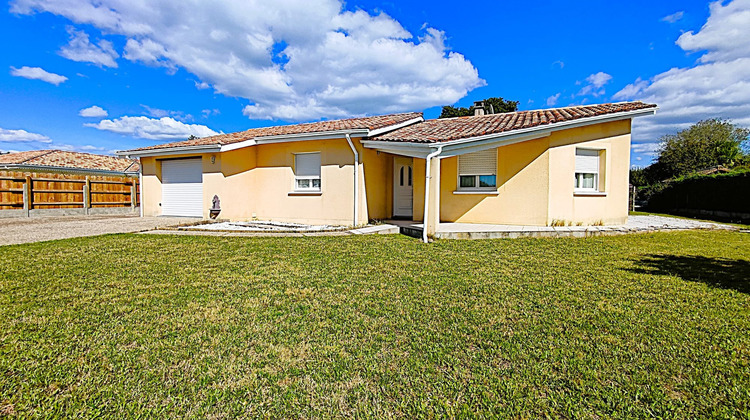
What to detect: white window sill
<box><xmin>453</xmin><ymin>190</ymin><xmax>499</xmax><ymax>195</ymax></box>
<box><xmin>288</xmin><ymin>191</ymin><xmax>322</xmax><ymax>196</ymax></box>
<box><xmin>574</xmin><ymin>191</ymin><xmax>607</xmax><ymax>197</ymax></box>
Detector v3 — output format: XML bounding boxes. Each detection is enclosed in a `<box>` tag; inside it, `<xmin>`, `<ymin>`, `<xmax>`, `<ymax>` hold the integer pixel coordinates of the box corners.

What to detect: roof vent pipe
<box><xmin>473</xmin><ymin>101</ymin><xmax>485</xmax><ymax>116</ymax></box>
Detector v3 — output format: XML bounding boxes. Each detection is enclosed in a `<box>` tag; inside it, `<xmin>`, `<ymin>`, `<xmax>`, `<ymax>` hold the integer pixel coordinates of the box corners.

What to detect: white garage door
<box><xmin>161</xmin><ymin>158</ymin><xmax>203</xmax><ymax>217</ymax></box>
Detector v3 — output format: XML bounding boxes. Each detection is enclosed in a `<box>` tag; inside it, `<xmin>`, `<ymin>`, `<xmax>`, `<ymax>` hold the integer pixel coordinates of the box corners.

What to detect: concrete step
<box><xmin>350</xmin><ymin>224</ymin><xmax>400</xmax><ymax>235</ymax></box>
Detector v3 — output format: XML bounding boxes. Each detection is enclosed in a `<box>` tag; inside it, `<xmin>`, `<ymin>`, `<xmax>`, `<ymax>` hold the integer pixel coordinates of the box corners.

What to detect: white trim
<box><xmin>220</xmin><ymin>139</ymin><xmax>257</xmax><ymax>152</ymax></box>
<box><xmin>118</xmin><ymin>144</ymin><xmax>221</xmax><ymax>158</ymax></box>
<box><xmin>453</xmin><ymin>190</ymin><xmax>499</xmax><ymax>195</ymax></box>
<box><xmin>368</xmin><ymin>116</ymin><xmax>424</xmax><ymax>136</ymax></box>
<box><xmin>573</xmin><ymin>191</ymin><xmax>607</xmax><ymax>197</ymax></box>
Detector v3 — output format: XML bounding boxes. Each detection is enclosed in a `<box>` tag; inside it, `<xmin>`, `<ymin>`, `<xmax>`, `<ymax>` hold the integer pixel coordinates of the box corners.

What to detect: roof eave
<box><xmin>0</xmin><ymin>163</ymin><xmax>139</xmax><ymax>176</ymax></box>
<box><xmin>116</xmin><ymin>144</ymin><xmax>222</xmax><ymax>158</ymax></box>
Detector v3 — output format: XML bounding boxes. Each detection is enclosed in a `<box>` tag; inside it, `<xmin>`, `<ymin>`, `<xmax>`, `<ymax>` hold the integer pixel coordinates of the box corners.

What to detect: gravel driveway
<box><xmin>0</xmin><ymin>215</ymin><xmax>201</xmax><ymax>246</ymax></box>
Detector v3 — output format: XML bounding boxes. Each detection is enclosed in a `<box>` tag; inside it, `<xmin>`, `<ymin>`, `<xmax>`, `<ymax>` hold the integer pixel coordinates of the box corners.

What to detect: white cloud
<box><xmin>141</xmin><ymin>105</ymin><xmax>193</xmax><ymax>122</ymax></box>
<box><xmin>612</xmin><ymin>77</ymin><xmax>649</xmax><ymax>100</ymax></box>
<box><xmin>552</xmin><ymin>60</ymin><xmax>564</xmax><ymax>69</ymax></box>
<box><xmin>676</xmin><ymin>1</ymin><xmax>750</xmax><ymax>63</ymax></box>
<box><xmin>59</xmin><ymin>26</ymin><xmax>118</xmax><ymax>68</ymax></box>
<box><xmin>546</xmin><ymin>93</ymin><xmax>561</xmax><ymax>106</ymax></box>
<box><xmin>661</xmin><ymin>11</ymin><xmax>684</xmax><ymax>23</ymax></box>
<box><xmin>201</xmin><ymin>109</ymin><xmax>220</xmax><ymax>118</ymax></box>
<box><xmin>10</xmin><ymin>66</ymin><xmax>67</xmax><ymax>85</ymax></box>
<box><xmin>78</xmin><ymin>105</ymin><xmax>108</xmax><ymax>118</ymax></box>
<box><xmin>84</xmin><ymin>116</ymin><xmax>219</xmax><ymax>140</ymax></box>
<box><xmin>578</xmin><ymin>72</ymin><xmax>613</xmax><ymax>96</ymax></box>
<box><xmin>614</xmin><ymin>0</ymin><xmax>750</xmax><ymax>145</ymax></box>
<box><xmin>0</xmin><ymin>127</ymin><xmax>52</xmax><ymax>143</ymax></box>
<box><xmin>11</xmin><ymin>0</ymin><xmax>484</xmax><ymax>121</ymax></box>
<box><xmin>631</xmin><ymin>142</ymin><xmax>660</xmax><ymax>155</ymax></box>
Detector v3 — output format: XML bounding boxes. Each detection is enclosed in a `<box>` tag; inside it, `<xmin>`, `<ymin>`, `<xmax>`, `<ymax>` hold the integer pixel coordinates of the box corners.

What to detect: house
<box><xmin>119</xmin><ymin>101</ymin><xmax>657</xmax><ymax>239</ymax></box>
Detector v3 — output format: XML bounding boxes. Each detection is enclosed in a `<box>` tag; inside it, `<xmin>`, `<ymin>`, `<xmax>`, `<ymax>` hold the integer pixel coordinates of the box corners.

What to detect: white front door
<box><xmin>161</xmin><ymin>158</ymin><xmax>203</xmax><ymax>217</ymax></box>
<box><xmin>393</xmin><ymin>156</ymin><xmax>413</xmax><ymax>218</ymax></box>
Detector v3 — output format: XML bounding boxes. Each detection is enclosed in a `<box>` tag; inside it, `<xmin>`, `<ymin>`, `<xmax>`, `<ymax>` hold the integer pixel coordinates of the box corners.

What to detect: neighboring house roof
<box><xmin>0</xmin><ymin>150</ymin><xmax>139</xmax><ymax>174</ymax></box>
<box><xmin>369</xmin><ymin>102</ymin><xmax>658</xmax><ymax>143</ymax></box>
<box><xmin>125</xmin><ymin>112</ymin><xmax>424</xmax><ymax>153</ymax></box>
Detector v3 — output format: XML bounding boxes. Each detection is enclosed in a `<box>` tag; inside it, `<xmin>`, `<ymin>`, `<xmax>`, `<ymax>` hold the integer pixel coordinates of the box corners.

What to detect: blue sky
<box><xmin>1</xmin><ymin>0</ymin><xmax>748</xmax><ymax>166</ymax></box>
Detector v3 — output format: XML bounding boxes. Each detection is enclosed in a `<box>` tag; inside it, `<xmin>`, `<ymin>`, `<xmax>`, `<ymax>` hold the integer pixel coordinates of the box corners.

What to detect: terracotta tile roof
<box><xmin>128</xmin><ymin>112</ymin><xmax>423</xmax><ymax>152</ymax></box>
<box><xmin>0</xmin><ymin>150</ymin><xmax>139</xmax><ymax>173</ymax></box>
<box><xmin>370</xmin><ymin>102</ymin><xmax>657</xmax><ymax>143</ymax></box>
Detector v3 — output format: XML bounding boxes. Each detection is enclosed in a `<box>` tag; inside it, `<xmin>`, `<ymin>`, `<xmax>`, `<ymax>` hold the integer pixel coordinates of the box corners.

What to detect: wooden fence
<box><xmin>0</xmin><ymin>170</ymin><xmax>139</xmax><ymax>214</ymax></box>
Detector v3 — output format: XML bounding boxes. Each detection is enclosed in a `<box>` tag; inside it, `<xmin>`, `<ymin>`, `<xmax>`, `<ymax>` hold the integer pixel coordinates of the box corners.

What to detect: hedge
<box><xmin>645</xmin><ymin>170</ymin><xmax>750</xmax><ymax>218</ymax></box>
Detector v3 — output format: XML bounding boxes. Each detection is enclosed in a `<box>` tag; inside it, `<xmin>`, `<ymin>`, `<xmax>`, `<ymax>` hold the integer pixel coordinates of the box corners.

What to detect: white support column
<box><xmin>423</xmin><ymin>147</ymin><xmax>442</xmax><ymax>242</ymax></box>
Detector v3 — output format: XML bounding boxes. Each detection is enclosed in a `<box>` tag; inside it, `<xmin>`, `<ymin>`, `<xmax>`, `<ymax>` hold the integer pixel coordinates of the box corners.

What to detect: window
<box><xmin>574</xmin><ymin>149</ymin><xmax>600</xmax><ymax>191</ymax></box>
<box><xmin>458</xmin><ymin>149</ymin><xmax>496</xmax><ymax>189</ymax></box>
<box><xmin>399</xmin><ymin>166</ymin><xmax>412</xmax><ymax>187</ymax></box>
<box><xmin>294</xmin><ymin>152</ymin><xmax>321</xmax><ymax>191</ymax></box>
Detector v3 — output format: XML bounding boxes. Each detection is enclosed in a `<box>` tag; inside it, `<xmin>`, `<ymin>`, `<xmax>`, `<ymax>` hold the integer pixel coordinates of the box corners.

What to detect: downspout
<box><xmin>422</xmin><ymin>145</ymin><xmax>443</xmax><ymax>243</ymax></box>
<box><xmin>345</xmin><ymin>134</ymin><xmax>359</xmax><ymax>227</ymax></box>
<box><xmin>138</xmin><ymin>168</ymin><xmax>143</xmax><ymax>217</ymax></box>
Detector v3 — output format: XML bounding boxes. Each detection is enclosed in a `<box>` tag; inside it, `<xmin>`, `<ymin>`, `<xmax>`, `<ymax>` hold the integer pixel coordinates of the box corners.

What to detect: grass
<box><xmin>1</xmin><ymin>231</ymin><xmax>749</xmax><ymax>418</ymax></box>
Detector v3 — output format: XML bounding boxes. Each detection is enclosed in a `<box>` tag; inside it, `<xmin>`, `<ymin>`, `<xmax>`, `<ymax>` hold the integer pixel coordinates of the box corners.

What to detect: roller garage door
<box><xmin>161</xmin><ymin>158</ymin><xmax>203</xmax><ymax>217</ymax></box>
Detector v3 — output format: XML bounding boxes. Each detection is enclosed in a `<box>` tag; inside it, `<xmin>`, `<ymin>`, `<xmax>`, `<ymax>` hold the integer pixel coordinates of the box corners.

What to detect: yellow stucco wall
<box><xmin>139</xmin><ymin>119</ymin><xmax>632</xmax><ymax>227</ymax></box>
<box><xmin>139</xmin><ymin>138</ymin><xmax>383</xmax><ymax>225</ymax></box>
<box><xmin>437</xmin><ymin>119</ymin><xmax>631</xmax><ymax>226</ymax></box>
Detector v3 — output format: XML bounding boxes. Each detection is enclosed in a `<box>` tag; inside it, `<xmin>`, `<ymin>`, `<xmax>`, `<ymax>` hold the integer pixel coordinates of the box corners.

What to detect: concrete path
<box><xmin>0</xmin><ymin>215</ymin><xmax>201</xmax><ymax>246</ymax></box>
<box><xmin>395</xmin><ymin>215</ymin><xmax>736</xmax><ymax>240</ymax></box>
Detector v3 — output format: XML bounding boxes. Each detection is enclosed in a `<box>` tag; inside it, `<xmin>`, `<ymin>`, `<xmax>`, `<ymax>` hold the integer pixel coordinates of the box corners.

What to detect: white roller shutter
<box><xmin>295</xmin><ymin>153</ymin><xmax>321</xmax><ymax>177</ymax></box>
<box><xmin>459</xmin><ymin>148</ymin><xmax>497</xmax><ymax>175</ymax></box>
<box><xmin>575</xmin><ymin>149</ymin><xmax>599</xmax><ymax>173</ymax></box>
<box><xmin>161</xmin><ymin>158</ymin><xmax>203</xmax><ymax>217</ymax></box>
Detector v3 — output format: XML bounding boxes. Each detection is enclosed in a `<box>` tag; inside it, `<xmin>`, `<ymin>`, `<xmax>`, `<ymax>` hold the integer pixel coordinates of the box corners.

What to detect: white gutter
<box><xmin>139</xmin><ymin>169</ymin><xmax>143</xmax><ymax>217</ymax></box>
<box><xmin>345</xmin><ymin>134</ymin><xmax>359</xmax><ymax>227</ymax></box>
<box><xmin>368</xmin><ymin>116</ymin><xmax>424</xmax><ymax>136</ymax></box>
<box><xmin>117</xmin><ymin>144</ymin><xmax>221</xmax><ymax>158</ymax></box>
<box><xmin>422</xmin><ymin>145</ymin><xmax>443</xmax><ymax>243</ymax></box>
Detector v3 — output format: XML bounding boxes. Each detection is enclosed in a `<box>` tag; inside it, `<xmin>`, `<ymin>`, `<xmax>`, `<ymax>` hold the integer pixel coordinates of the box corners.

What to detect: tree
<box><xmin>653</xmin><ymin>118</ymin><xmax>749</xmax><ymax>179</ymax></box>
<box><xmin>439</xmin><ymin>97</ymin><xmax>518</xmax><ymax>119</ymax></box>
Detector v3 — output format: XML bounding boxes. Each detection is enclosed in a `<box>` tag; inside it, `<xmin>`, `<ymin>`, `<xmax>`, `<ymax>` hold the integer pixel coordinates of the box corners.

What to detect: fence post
<box><xmin>23</xmin><ymin>176</ymin><xmax>32</xmax><ymax>217</ymax></box>
<box><xmin>83</xmin><ymin>177</ymin><xmax>91</xmax><ymax>215</ymax></box>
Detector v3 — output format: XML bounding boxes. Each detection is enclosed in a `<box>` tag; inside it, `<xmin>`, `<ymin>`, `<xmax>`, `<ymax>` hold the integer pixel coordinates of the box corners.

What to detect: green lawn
<box><xmin>1</xmin><ymin>231</ymin><xmax>749</xmax><ymax>418</ymax></box>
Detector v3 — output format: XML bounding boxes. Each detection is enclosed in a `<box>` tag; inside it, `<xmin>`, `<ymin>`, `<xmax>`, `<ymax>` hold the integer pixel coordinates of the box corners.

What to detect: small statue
<box><xmin>210</xmin><ymin>195</ymin><xmax>221</xmax><ymax>218</ymax></box>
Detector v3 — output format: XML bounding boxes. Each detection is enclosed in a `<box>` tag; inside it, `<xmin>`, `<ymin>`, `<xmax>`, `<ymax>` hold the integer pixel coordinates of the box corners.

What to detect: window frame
<box><xmin>293</xmin><ymin>152</ymin><xmax>322</xmax><ymax>192</ymax></box>
<box><xmin>457</xmin><ymin>149</ymin><xmax>497</xmax><ymax>192</ymax></box>
<box><xmin>574</xmin><ymin>148</ymin><xmax>602</xmax><ymax>193</ymax></box>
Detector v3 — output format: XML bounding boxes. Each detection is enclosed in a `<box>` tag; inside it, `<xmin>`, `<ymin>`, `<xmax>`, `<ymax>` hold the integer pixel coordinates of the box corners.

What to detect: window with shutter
<box><xmin>294</xmin><ymin>152</ymin><xmax>321</xmax><ymax>191</ymax></box>
<box><xmin>574</xmin><ymin>149</ymin><xmax>600</xmax><ymax>191</ymax></box>
<box><xmin>458</xmin><ymin>149</ymin><xmax>497</xmax><ymax>189</ymax></box>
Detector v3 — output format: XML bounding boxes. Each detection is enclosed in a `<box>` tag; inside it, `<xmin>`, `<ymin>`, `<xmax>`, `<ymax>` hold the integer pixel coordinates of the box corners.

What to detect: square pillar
<box><xmin>424</xmin><ymin>155</ymin><xmax>441</xmax><ymax>240</ymax></box>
